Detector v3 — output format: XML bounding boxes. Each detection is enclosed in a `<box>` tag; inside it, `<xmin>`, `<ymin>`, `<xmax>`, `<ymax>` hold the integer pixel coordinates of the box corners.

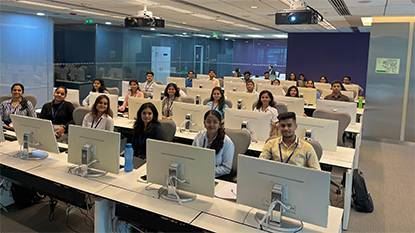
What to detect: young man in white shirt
<box><xmin>208</xmin><ymin>69</ymin><xmax>220</xmax><ymax>88</ymax></box>
<box><xmin>141</xmin><ymin>71</ymin><xmax>156</xmax><ymax>97</ymax></box>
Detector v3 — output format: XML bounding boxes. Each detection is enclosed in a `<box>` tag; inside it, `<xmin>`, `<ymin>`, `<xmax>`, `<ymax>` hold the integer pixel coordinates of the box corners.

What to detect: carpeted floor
<box><xmin>347</xmin><ymin>140</ymin><xmax>415</xmax><ymax>233</ymax></box>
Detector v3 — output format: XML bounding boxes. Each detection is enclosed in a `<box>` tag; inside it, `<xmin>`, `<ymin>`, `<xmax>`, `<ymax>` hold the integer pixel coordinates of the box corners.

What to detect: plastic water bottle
<box><xmin>124</xmin><ymin>143</ymin><xmax>134</xmax><ymax>172</ymax></box>
<box><xmin>358</xmin><ymin>96</ymin><xmax>364</xmax><ymax>109</ymax></box>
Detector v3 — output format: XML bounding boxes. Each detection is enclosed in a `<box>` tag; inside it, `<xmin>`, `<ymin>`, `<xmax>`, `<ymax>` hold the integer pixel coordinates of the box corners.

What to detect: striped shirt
<box><xmin>0</xmin><ymin>98</ymin><xmax>36</xmax><ymax>125</ymax></box>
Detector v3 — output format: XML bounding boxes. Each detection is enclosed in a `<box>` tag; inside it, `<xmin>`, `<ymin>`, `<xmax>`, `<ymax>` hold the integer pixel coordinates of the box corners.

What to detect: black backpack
<box><xmin>352</xmin><ymin>169</ymin><xmax>374</xmax><ymax>213</ymax></box>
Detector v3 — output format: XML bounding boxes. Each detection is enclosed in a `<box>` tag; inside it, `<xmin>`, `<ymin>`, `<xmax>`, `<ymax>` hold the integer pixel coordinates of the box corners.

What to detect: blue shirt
<box><xmin>185</xmin><ymin>77</ymin><xmax>193</xmax><ymax>88</ymax></box>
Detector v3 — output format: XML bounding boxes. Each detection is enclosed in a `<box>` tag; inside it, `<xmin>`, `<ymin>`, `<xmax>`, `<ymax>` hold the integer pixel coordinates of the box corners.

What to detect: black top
<box><xmin>39</xmin><ymin>100</ymin><xmax>74</xmax><ymax>132</ymax></box>
<box><xmin>132</xmin><ymin>123</ymin><xmax>162</xmax><ymax>159</ymax></box>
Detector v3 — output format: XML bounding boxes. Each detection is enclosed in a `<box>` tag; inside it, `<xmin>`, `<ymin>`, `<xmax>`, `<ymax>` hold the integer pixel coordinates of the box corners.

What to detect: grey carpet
<box><xmin>348</xmin><ymin>140</ymin><xmax>415</xmax><ymax>233</ymax></box>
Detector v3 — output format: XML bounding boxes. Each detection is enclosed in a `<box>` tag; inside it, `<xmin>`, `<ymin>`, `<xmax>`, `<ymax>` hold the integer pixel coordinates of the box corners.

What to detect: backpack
<box><xmin>352</xmin><ymin>169</ymin><xmax>374</xmax><ymax>213</ymax></box>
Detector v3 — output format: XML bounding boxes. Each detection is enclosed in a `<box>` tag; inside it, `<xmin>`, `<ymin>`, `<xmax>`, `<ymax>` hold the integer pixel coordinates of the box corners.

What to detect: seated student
<box><xmin>132</xmin><ymin>102</ymin><xmax>162</xmax><ymax>159</ymax></box>
<box><xmin>243</xmin><ymin>71</ymin><xmax>252</xmax><ymax>82</ymax></box>
<box><xmin>0</xmin><ymin>83</ymin><xmax>36</xmax><ymax>130</ymax></box>
<box><xmin>260</xmin><ymin>112</ymin><xmax>321</xmax><ymax>170</ymax></box>
<box><xmin>287</xmin><ymin>72</ymin><xmax>297</xmax><ymax>81</ymax></box>
<box><xmin>263</xmin><ymin>71</ymin><xmax>270</xmax><ymax>80</ymax></box>
<box><xmin>324</xmin><ymin>81</ymin><xmax>351</xmax><ymax>102</ymax></box>
<box><xmin>232</xmin><ymin>68</ymin><xmax>242</xmax><ymax>78</ymax></box>
<box><xmin>206</xmin><ymin>87</ymin><xmax>228</xmax><ymax>119</ymax></box>
<box><xmin>253</xmin><ymin>90</ymin><xmax>279</xmax><ymax>137</ymax></box>
<box><xmin>185</xmin><ymin>70</ymin><xmax>196</xmax><ymax>88</ymax></box>
<box><xmin>118</xmin><ymin>80</ymin><xmax>144</xmax><ymax>112</ymax></box>
<box><xmin>208</xmin><ymin>69</ymin><xmax>220</xmax><ymax>88</ymax></box>
<box><xmin>286</xmin><ymin>85</ymin><xmax>300</xmax><ymax>98</ymax></box>
<box><xmin>245</xmin><ymin>79</ymin><xmax>258</xmax><ymax>96</ymax></box>
<box><xmin>271</xmin><ymin>79</ymin><xmax>280</xmax><ymax>86</ymax></box>
<box><xmin>193</xmin><ymin>110</ymin><xmax>235</xmax><ymax>178</ymax></box>
<box><xmin>297</xmin><ymin>73</ymin><xmax>306</xmax><ymax>87</ymax></box>
<box><xmin>39</xmin><ymin>86</ymin><xmax>74</xmax><ymax>141</ymax></box>
<box><xmin>319</xmin><ymin>75</ymin><xmax>329</xmax><ymax>83</ymax></box>
<box><xmin>161</xmin><ymin>83</ymin><xmax>181</xmax><ymax>119</ymax></box>
<box><xmin>343</xmin><ymin>75</ymin><xmax>363</xmax><ymax>96</ymax></box>
<box><xmin>82</xmin><ymin>79</ymin><xmax>109</xmax><ymax>106</ymax></box>
<box><xmin>305</xmin><ymin>80</ymin><xmax>321</xmax><ymax>99</ymax></box>
<box><xmin>82</xmin><ymin>95</ymin><xmax>114</xmax><ymax>131</ymax></box>
<box><xmin>141</xmin><ymin>71</ymin><xmax>156</xmax><ymax>97</ymax></box>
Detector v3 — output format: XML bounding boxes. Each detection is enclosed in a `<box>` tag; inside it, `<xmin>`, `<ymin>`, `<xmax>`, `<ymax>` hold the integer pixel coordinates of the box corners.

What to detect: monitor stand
<box><xmin>159</xmin><ymin>163</ymin><xmax>195</xmax><ymax>203</ymax></box>
<box><xmin>16</xmin><ymin>132</ymin><xmax>48</xmax><ymax>160</ymax></box>
<box><xmin>255</xmin><ymin>184</ymin><xmax>303</xmax><ymax>233</ymax></box>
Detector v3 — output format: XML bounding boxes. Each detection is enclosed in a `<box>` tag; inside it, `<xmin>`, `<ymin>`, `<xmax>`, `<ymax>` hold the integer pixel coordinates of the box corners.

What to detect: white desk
<box><xmin>3</xmin><ymin>130</ymin><xmax>68</xmax><ymax>150</ymax></box>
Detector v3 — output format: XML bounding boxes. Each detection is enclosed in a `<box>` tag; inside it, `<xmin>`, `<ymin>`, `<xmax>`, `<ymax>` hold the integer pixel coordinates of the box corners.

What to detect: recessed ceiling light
<box><xmin>361</xmin><ymin>17</ymin><xmax>373</xmax><ymax>26</ymax></box>
<box><xmin>36</xmin><ymin>12</ymin><xmax>45</xmax><ymax>16</ymax></box>
<box><xmin>192</xmin><ymin>13</ymin><xmax>216</xmax><ymax>20</ymax></box>
<box><xmin>272</xmin><ymin>34</ymin><xmax>288</xmax><ymax>38</ymax></box>
<box><xmin>150</xmin><ymin>28</ymin><xmax>156</xmax><ymax>31</ymax></box>
<box><xmin>182</xmin><ymin>32</ymin><xmax>187</xmax><ymax>35</ymax></box>
<box><xmin>358</xmin><ymin>0</ymin><xmax>371</xmax><ymax>3</ymax></box>
<box><xmin>222</xmin><ymin>34</ymin><xmax>241</xmax><ymax>38</ymax></box>
<box><xmin>17</xmin><ymin>1</ymin><xmax>69</xmax><ymax>10</ymax></box>
<box><xmin>216</xmin><ymin>19</ymin><xmax>235</xmax><ymax>24</ymax></box>
<box><xmin>73</xmin><ymin>9</ymin><xmax>108</xmax><ymax>16</ymax></box>
<box><xmin>224</xmin><ymin>38</ymin><xmax>229</xmax><ymax>40</ymax></box>
<box><xmin>250</xmin><ymin>6</ymin><xmax>258</xmax><ymax>9</ymax></box>
<box><xmin>247</xmin><ymin>34</ymin><xmax>264</xmax><ymax>38</ymax></box>
<box><xmin>105</xmin><ymin>22</ymin><xmax>112</xmax><ymax>25</ymax></box>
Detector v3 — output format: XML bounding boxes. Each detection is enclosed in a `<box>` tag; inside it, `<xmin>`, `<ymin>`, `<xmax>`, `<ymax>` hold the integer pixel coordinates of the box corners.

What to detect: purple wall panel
<box><xmin>286</xmin><ymin>33</ymin><xmax>370</xmax><ymax>90</ymax></box>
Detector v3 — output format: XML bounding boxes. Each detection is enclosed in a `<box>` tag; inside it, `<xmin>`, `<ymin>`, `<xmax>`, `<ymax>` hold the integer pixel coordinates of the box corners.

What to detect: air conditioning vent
<box><xmin>328</xmin><ymin>0</ymin><xmax>351</xmax><ymax>16</ymax></box>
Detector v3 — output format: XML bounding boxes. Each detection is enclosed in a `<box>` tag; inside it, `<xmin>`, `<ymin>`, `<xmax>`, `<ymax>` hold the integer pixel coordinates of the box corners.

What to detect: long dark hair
<box><xmin>164</xmin><ymin>83</ymin><xmax>180</xmax><ymax>98</ymax></box>
<box><xmin>11</xmin><ymin>83</ymin><xmax>29</xmax><ymax>111</ymax></box>
<box><xmin>287</xmin><ymin>72</ymin><xmax>297</xmax><ymax>81</ymax></box>
<box><xmin>209</xmin><ymin>87</ymin><xmax>225</xmax><ymax>111</ymax></box>
<box><xmin>204</xmin><ymin>110</ymin><xmax>225</xmax><ymax>154</ymax></box>
<box><xmin>133</xmin><ymin>102</ymin><xmax>160</xmax><ymax>133</ymax></box>
<box><xmin>255</xmin><ymin>90</ymin><xmax>276</xmax><ymax>110</ymax></box>
<box><xmin>91</xmin><ymin>79</ymin><xmax>107</xmax><ymax>93</ymax></box>
<box><xmin>286</xmin><ymin>86</ymin><xmax>299</xmax><ymax>97</ymax></box>
<box><xmin>91</xmin><ymin>95</ymin><xmax>113</xmax><ymax>117</ymax></box>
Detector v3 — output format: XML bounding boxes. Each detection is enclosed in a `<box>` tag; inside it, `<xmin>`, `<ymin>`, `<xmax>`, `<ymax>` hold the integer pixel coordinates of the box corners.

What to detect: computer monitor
<box><xmin>196</xmin><ymin>74</ymin><xmax>209</xmax><ymax>79</ymax></box>
<box><xmin>192</xmin><ymin>79</ymin><xmax>215</xmax><ymax>89</ymax></box>
<box><xmin>296</xmin><ymin>116</ymin><xmax>338</xmax><ymax>151</ymax></box>
<box><xmin>314</xmin><ymin>83</ymin><xmax>331</xmax><ymax>91</ymax></box>
<box><xmin>167</xmin><ymin>77</ymin><xmax>186</xmax><ymax>89</ymax></box>
<box><xmin>10</xmin><ymin>115</ymin><xmax>59</xmax><ymax>156</ymax></box>
<box><xmin>298</xmin><ymin>87</ymin><xmax>317</xmax><ymax>106</ymax></box>
<box><xmin>68</xmin><ymin>125</ymin><xmax>120</xmax><ymax>175</ymax></box>
<box><xmin>186</xmin><ymin>87</ymin><xmax>212</xmax><ymax>103</ymax></box>
<box><xmin>317</xmin><ymin>99</ymin><xmax>357</xmax><ymax>123</ymax></box>
<box><xmin>280</xmin><ymin>80</ymin><xmax>296</xmax><ymax>89</ymax></box>
<box><xmin>53</xmin><ymin>87</ymin><xmax>80</xmax><ymax>106</ymax></box>
<box><xmin>121</xmin><ymin>81</ymin><xmax>129</xmax><ymax>97</ymax></box>
<box><xmin>89</xmin><ymin>92</ymin><xmax>119</xmax><ymax>119</ymax></box>
<box><xmin>128</xmin><ymin>98</ymin><xmax>162</xmax><ymax>120</ymax></box>
<box><xmin>223</xmin><ymin>80</ymin><xmax>246</xmax><ymax>92</ymax></box>
<box><xmin>237</xmin><ymin>155</ymin><xmax>330</xmax><ymax>231</ymax></box>
<box><xmin>152</xmin><ymin>84</ymin><xmax>166</xmax><ymax>101</ymax></box>
<box><xmin>225</xmin><ymin>109</ymin><xmax>272</xmax><ymax>142</ymax></box>
<box><xmin>171</xmin><ymin>102</ymin><xmax>209</xmax><ymax>132</ymax></box>
<box><xmin>225</xmin><ymin>91</ymin><xmax>257</xmax><ymax>110</ymax></box>
<box><xmin>146</xmin><ymin>139</ymin><xmax>215</xmax><ymax>202</ymax></box>
<box><xmin>257</xmin><ymin>83</ymin><xmax>285</xmax><ymax>97</ymax></box>
<box><xmin>274</xmin><ymin>96</ymin><xmax>304</xmax><ymax>116</ymax></box>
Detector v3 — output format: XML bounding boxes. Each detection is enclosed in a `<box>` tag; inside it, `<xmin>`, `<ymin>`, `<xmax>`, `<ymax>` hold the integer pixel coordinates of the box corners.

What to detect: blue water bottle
<box><xmin>124</xmin><ymin>143</ymin><xmax>134</xmax><ymax>172</ymax></box>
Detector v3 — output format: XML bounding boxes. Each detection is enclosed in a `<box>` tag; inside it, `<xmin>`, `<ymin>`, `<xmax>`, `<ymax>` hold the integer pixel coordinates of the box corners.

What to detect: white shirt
<box><xmin>82</xmin><ymin>113</ymin><xmax>114</xmax><ymax>131</ymax></box>
<box><xmin>253</xmin><ymin>105</ymin><xmax>279</xmax><ymax>123</ymax></box>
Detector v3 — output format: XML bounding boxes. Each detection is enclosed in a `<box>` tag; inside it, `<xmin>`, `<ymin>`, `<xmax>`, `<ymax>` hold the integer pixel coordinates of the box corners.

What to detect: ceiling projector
<box><xmin>275</xmin><ymin>1</ymin><xmax>322</xmax><ymax>25</ymax></box>
<box><xmin>125</xmin><ymin>9</ymin><xmax>165</xmax><ymax>28</ymax></box>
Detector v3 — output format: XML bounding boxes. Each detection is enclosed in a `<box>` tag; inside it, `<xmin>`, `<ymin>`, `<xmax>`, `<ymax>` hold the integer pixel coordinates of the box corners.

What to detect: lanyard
<box><xmin>202</xmin><ymin>134</ymin><xmax>216</xmax><ymax>148</ymax></box>
<box><xmin>165</xmin><ymin>98</ymin><xmax>174</xmax><ymax>117</ymax></box>
<box><xmin>144</xmin><ymin>81</ymin><xmax>153</xmax><ymax>91</ymax></box>
<box><xmin>91</xmin><ymin>116</ymin><xmax>103</xmax><ymax>128</ymax></box>
<box><xmin>278</xmin><ymin>141</ymin><xmax>299</xmax><ymax>163</ymax></box>
<box><xmin>51</xmin><ymin>102</ymin><xmax>64</xmax><ymax>121</ymax></box>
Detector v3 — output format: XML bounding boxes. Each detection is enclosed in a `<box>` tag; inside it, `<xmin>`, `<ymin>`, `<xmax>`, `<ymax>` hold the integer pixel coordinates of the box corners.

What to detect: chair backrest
<box><xmin>305</xmin><ymin>138</ymin><xmax>323</xmax><ymax>160</ymax></box>
<box><xmin>159</xmin><ymin>120</ymin><xmax>176</xmax><ymax>141</ymax></box>
<box><xmin>107</xmin><ymin>87</ymin><xmax>119</xmax><ymax>96</ymax></box>
<box><xmin>275</xmin><ymin>102</ymin><xmax>288</xmax><ymax>114</ymax></box>
<box><xmin>225</xmin><ymin>128</ymin><xmax>251</xmax><ymax>177</ymax></box>
<box><xmin>25</xmin><ymin>95</ymin><xmax>37</xmax><ymax>108</ymax></box>
<box><xmin>72</xmin><ymin>106</ymin><xmax>91</xmax><ymax>125</ymax></box>
<box><xmin>179</xmin><ymin>96</ymin><xmax>194</xmax><ymax>104</ymax></box>
<box><xmin>203</xmin><ymin>98</ymin><xmax>233</xmax><ymax>108</ymax></box>
<box><xmin>313</xmin><ymin>109</ymin><xmax>351</xmax><ymax>146</ymax></box>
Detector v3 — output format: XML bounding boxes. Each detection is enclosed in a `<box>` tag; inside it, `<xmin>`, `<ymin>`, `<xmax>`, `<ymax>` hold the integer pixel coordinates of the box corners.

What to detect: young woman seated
<box><xmin>206</xmin><ymin>87</ymin><xmax>228</xmax><ymax>119</ymax></box>
<box><xmin>161</xmin><ymin>83</ymin><xmax>181</xmax><ymax>120</ymax></box>
<box><xmin>82</xmin><ymin>95</ymin><xmax>114</xmax><ymax>131</ymax></box>
<box><xmin>118</xmin><ymin>80</ymin><xmax>144</xmax><ymax>112</ymax></box>
<box><xmin>82</xmin><ymin>79</ymin><xmax>109</xmax><ymax>106</ymax></box>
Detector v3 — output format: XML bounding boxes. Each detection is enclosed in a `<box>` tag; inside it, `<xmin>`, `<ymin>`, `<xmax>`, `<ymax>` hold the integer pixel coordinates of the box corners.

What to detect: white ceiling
<box><xmin>1</xmin><ymin>0</ymin><xmax>414</xmax><ymax>36</ymax></box>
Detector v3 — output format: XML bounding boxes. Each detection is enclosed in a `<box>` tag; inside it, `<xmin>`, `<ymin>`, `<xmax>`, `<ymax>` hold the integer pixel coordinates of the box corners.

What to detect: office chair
<box><xmin>159</xmin><ymin>120</ymin><xmax>176</xmax><ymax>142</ymax></box>
<box><xmin>25</xmin><ymin>95</ymin><xmax>37</xmax><ymax>108</ymax></box>
<box><xmin>218</xmin><ymin>128</ymin><xmax>251</xmax><ymax>182</ymax></box>
<box><xmin>72</xmin><ymin>107</ymin><xmax>91</xmax><ymax>125</ymax></box>
<box><xmin>202</xmin><ymin>98</ymin><xmax>233</xmax><ymax>108</ymax></box>
<box><xmin>106</xmin><ymin>87</ymin><xmax>119</xmax><ymax>96</ymax></box>
<box><xmin>179</xmin><ymin>96</ymin><xmax>195</xmax><ymax>104</ymax></box>
<box><xmin>312</xmin><ymin>110</ymin><xmax>351</xmax><ymax>146</ymax></box>
<box><xmin>275</xmin><ymin>102</ymin><xmax>288</xmax><ymax>114</ymax></box>
<box><xmin>305</xmin><ymin>138</ymin><xmax>323</xmax><ymax>160</ymax></box>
